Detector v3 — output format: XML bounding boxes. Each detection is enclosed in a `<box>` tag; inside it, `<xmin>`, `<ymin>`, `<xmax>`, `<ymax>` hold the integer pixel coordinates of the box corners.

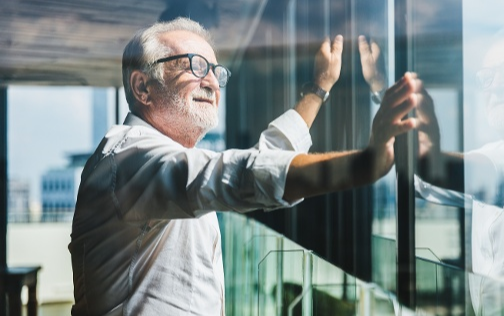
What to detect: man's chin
<box><xmin>196</xmin><ymin>118</ymin><xmax>219</xmax><ymax>138</ymax></box>
<box><xmin>204</xmin><ymin>120</ymin><xmax>219</xmax><ymax>134</ymax></box>
<box><xmin>195</xmin><ymin>125</ymin><xmax>218</xmax><ymax>144</ymax></box>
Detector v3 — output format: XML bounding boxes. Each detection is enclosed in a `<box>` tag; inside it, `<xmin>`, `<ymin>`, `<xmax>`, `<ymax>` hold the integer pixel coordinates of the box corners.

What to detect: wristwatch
<box><xmin>371</xmin><ymin>89</ymin><xmax>385</xmax><ymax>104</ymax></box>
<box><xmin>300</xmin><ymin>82</ymin><xmax>330</xmax><ymax>103</ymax></box>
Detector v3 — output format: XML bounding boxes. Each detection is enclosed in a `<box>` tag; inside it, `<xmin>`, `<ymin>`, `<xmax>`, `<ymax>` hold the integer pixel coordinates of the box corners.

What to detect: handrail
<box><xmin>220</xmin><ymin>212</ymin><xmax>504</xmax><ymax>315</ymax></box>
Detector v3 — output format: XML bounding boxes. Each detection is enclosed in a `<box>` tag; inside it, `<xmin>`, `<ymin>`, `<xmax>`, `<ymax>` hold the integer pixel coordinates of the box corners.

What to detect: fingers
<box><xmin>358</xmin><ymin>35</ymin><xmax>380</xmax><ymax>61</ymax></box>
<box><xmin>358</xmin><ymin>35</ymin><xmax>371</xmax><ymax>56</ymax></box>
<box><xmin>371</xmin><ymin>75</ymin><xmax>420</xmax><ymax>146</ymax></box>
<box><xmin>314</xmin><ymin>35</ymin><xmax>344</xmax><ymax>90</ymax></box>
<box><xmin>320</xmin><ymin>36</ymin><xmax>331</xmax><ymax>55</ymax></box>
<box><xmin>388</xmin><ymin>93</ymin><xmax>418</xmax><ymax>123</ymax></box>
<box><xmin>416</xmin><ymin>91</ymin><xmax>434</xmax><ymax>112</ymax></box>
<box><xmin>378</xmin><ymin>74</ymin><xmax>420</xmax><ymax>132</ymax></box>
<box><xmin>375</xmin><ymin>93</ymin><xmax>417</xmax><ymax>132</ymax></box>
<box><xmin>392</xmin><ymin>117</ymin><xmax>418</xmax><ymax>137</ymax></box>
<box><xmin>370</xmin><ymin>40</ymin><xmax>381</xmax><ymax>61</ymax></box>
<box><xmin>358</xmin><ymin>35</ymin><xmax>386</xmax><ymax>91</ymax></box>
<box><xmin>383</xmin><ymin>72</ymin><xmax>421</xmax><ymax>107</ymax></box>
<box><xmin>320</xmin><ymin>35</ymin><xmax>343</xmax><ymax>55</ymax></box>
<box><xmin>331</xmin><ymin>35</ymin><xmax>344</xmax><ymax>55</ymax></box>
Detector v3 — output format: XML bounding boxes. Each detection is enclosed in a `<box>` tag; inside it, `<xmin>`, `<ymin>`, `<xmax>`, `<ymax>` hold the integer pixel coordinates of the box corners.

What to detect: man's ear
<box><xmin>130</xmin><ymin>70</ymin><xmax>152</xmax><ymax>106</ymax></box>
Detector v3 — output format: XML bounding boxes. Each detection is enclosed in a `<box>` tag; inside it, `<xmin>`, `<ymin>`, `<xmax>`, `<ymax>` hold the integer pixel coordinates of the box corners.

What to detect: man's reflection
<box><xmin>358</xmin><ymin>32</ymin><xmax>504</xmax><ymax>314</ymax></box>
<box><xmin>393</xmin><ymin>34</ymin><xmax>504</xmax><ymax>315</ymax></box>
<box><xmin>358</xmin><ymin>35</ymin><xmax>386</xmax><ymax>102</ymax></box>
<box><xmin>479</xmin><ymin>32</ymin><xmax>504</xmax><ymax>133</ymax></box>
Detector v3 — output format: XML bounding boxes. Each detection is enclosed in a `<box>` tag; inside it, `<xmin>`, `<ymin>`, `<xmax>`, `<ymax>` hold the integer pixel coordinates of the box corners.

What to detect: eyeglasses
<box><xmin>154</xmin><ymin>53</ymin><xmax>231</xmax><ymax>88</ymax></box>
<box><xmin>476</xmin><ymin>63</ymin><xmax>504</xmax><ymax>90</ymax></box>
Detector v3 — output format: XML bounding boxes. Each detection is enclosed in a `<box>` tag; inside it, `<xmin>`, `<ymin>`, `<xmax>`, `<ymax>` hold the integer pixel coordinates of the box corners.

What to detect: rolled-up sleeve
<box><xmin>256</xmin><ymin>109</ymin><xmax>312</xmax><ymax>153</ymax></box>
<box><xmin>186</xmin><ymin>148</ymin><xmax>300</xmax><ymax>214</ymax></box>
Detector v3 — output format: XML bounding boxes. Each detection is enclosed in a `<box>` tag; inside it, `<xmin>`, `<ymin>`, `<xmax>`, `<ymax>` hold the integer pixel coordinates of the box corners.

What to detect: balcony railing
<box><xmin>8</xmin><ymin>210</ymin><xmax>73</xmax><ymax>223</ymax></box>
<box><xmin>6</xmin><ymin>210</ymin><xmax>504</xmax><ymax>314</ymax></box>
<box><xmin>218</xmin><ymin>212</ymin><xmax>402</xmax><ymax>316</ymax></box>
<box><xmin>219</xmin><ymin>212</ymin><xmax>504</xmax><ymax>316</ymax></box>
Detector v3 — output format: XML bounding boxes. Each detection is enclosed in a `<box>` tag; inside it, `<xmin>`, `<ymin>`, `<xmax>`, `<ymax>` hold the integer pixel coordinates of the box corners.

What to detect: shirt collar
<box><xmin>122</xmin><ymin>112</ymin><xmax>185</xmax><ymax>148</ymax></box>
<box><xmin>123</xmin><ymin>112</ymin><xmax>155</xmax><ymax>129</ymax></box>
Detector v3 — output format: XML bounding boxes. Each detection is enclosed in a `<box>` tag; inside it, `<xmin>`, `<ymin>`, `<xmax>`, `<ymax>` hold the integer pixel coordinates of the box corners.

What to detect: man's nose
<box><xmin>488</xmin><ymin>75</ymin><xmax>504</xmax><ymax>100</ymax></box>
<box><xmin>201</xmin><ymin>69</ymin><xmax>220</xmax><ymax>91</ymax></box>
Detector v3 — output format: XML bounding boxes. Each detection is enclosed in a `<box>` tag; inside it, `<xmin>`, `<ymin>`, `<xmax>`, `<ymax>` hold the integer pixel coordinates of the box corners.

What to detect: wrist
<box><xmin>314</xmin><ymin>79</ymin><xmax>333</xmax><ymax>93</ymax></box>
<box><xmin>368</xmin><ymin>74</ymin><xmax>386</xmax><ymax>93</ymax></box>
<box><xmin>369</xmin><ymin>77</ymin><xmax>386</xmax><ymax>104</ymax></box>
<box><xmin>300</xmin><ymin>82</ymin><xmax>330</xmax><ymax>103</ymax></box>
<box><xmin>371</xmin><ymin>89</ymin><xmax>385</xmax><ymax>104</ymax></box>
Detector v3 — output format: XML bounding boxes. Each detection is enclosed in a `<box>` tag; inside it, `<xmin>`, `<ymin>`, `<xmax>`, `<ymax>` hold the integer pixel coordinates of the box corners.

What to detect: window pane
<box><xmin>7</xmin><ymin>86</ymin><xmax>115</xmax><ymax>303</ymax></box>
<box><xmin>410</xmin><ymin>0</ymin><xmax>504</xmax><ymax>313</ymax></box>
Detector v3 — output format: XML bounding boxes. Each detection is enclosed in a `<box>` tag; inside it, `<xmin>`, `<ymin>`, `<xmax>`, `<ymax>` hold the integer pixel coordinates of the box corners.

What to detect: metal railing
<box><xmin>8</xmin><ymin>210</ymin><xmax>73</xmax><ymax>223</ymax></box>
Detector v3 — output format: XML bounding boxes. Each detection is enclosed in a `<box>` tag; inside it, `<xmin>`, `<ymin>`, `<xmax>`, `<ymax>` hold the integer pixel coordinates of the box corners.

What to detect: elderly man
<box><xmin>69</xmin><ymin>17</ymin><xmax>417</xmax><ymax>316</ymax></box>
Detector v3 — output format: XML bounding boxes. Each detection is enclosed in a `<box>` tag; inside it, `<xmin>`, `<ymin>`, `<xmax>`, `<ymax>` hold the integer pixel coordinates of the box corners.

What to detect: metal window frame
<box><xmin>0</xmin><ymin>87</ymin><xmax>7</xmax><ymax>312</ymax></box>
<box><xmin>394</xmin><ymin>0</ymin><xmax>417</xmax><ymax>308</ymax></box>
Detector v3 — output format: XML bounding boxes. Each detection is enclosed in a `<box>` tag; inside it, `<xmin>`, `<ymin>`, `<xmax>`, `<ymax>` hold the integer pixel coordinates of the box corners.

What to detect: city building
<box><xmin>7</xmin><ymin>179</ymin><xmax>30</xmax><ymax>223</ymax></box>
<box><xmin>40</xmin><ymin>88</ymin><xmax>108</xmax><ymax>222</ymax></box>
<box><xmin>40</xmin><ymin>154</ymin><xmax>87</xmax><ymax>222</ymax></box>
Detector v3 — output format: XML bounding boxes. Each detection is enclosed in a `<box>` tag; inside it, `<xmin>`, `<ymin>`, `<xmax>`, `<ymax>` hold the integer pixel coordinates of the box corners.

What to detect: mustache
<box><xmin>192</xmin><ymin>88</ymin><xmax>215</xmax><ymax>100</ymax></box>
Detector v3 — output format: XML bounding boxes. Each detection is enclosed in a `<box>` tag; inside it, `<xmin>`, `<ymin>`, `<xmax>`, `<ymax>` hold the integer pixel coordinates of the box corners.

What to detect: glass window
<box><xmin>7</xmin><ymin>86</ymin><xmax>116</xmax><ymax>304</ymax></box>
<box><xmin>4</xmin><ymin>0</ymin><xmax>504</xmax><ymax>313</ymax></box>
<box><xmin>226</xmin><ymin>0</ymin><xmax>504</xmax><ymax>313</ymax></box>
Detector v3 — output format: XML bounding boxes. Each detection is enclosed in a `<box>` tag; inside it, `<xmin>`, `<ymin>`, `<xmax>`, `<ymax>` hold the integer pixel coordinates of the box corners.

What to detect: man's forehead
<box><xmin>158</xmin><ymin>30</ymin><xmax>216</xmax><ymax>59</ymax></box>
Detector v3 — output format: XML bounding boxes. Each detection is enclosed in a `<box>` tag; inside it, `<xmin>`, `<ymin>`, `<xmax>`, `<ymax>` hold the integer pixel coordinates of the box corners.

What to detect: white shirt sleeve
<box><xmin>255</xmin><ymin>109</ymin><xmax>312</xmax><ymax>153</ymax></box>
<box><xmin>414</xmin><ymin>174</ymin><xmax>471</xmax><ymax>208</ymax></box>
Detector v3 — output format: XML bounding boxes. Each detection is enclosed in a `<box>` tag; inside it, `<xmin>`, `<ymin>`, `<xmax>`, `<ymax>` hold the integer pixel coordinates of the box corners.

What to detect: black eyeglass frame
<box><xmin>154</xmin><ymin>53</ymin><xmax>231</xmax><ymax>88</ymax></box>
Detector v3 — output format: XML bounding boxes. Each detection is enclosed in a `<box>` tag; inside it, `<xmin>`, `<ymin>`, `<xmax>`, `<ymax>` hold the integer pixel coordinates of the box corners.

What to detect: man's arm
<box><xmin>284</xmin><ymin>72</ymin><xmax>419</xmax><ymax>202</ymax></box>
<box><xmin>255</xmin><ymin>36</ymin><xmax>344</xmax><ymax>153</ymax></box>
<box><xmin>294</xmin><ymin>35</ymin><xmax>344</xmax><ymax>128</ymax></box>
<box><xmin>408</xmin><ymin>75</ymin><xmax>501</xmax><ymax>205</ymax></box>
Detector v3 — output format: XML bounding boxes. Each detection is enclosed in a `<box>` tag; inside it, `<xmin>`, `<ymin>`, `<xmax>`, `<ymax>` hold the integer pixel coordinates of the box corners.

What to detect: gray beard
<box><xmin>160</xmin><ymin>87</ymin><xmax>219</xmax><ymax>145</ymax></box>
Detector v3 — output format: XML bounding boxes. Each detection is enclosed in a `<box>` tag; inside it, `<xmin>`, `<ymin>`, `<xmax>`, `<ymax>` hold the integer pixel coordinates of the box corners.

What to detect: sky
<box><xmin>8</xmin><ymin>86</ymin><xmax>119</xmax><ymax>204</ymax></box>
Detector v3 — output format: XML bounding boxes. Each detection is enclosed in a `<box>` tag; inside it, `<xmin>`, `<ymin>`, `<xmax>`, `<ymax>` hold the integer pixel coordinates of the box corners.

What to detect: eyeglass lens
<box><xmin>477</xmin><ymin>65</ymin><xmax>504</xmax><ymax>89</ymax></box>
<box><xmin>477</xmin><ymin>68</ymin><xmax>494</xmax><ymax>89</ymax></box>
<box><xmin>190</xmin><ymin>55</ymin><xmax>229</xmax><ymax>87</ymax></box>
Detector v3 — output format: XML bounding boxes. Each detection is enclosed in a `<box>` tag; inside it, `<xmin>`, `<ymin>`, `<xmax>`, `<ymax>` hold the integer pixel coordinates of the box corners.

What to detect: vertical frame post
<box><xmin>115</xmin><ymin>87</ymin><xmax>120</xmax><ymax>125</ymax></box>
<box><xmin>394</xmin><ymin>0</ymin><xmax>417</xmax><ymax>309</ymax></box>
<box><xmin>0</xmin><ymin>87</ymin><xmax>7</xmax><ymax>313</ymax></box>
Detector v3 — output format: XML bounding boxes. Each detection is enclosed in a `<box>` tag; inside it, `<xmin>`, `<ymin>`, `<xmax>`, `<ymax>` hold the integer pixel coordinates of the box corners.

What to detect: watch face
<box><xmin>371</xmin><ymin>93</ymin><xmax>381</xmax><ymax>104</ymax></box>
<box><xmin>314</xmin><ymin>85</ymin><xmax>329</xmax><ymax>102</ymax></box>
<box><xmin>320</xmin><ymin>89</ymin><xmax>329</xmax><ymax>102</ymax></box>
<box><xmin>301</xmin><ymin>83</ymin><xmax>329</xmax><ymax>102</ymax></box>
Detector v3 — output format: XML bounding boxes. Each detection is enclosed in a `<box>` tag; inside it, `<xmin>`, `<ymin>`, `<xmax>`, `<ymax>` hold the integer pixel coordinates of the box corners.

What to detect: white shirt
<box><xmin>69</xmin><ymin>110</ymin><xmax>312</xmax><ymax>316</ymax></box>
<box><xmin>415</xmin><ymin>140</ymin><xmax>504</xmax><ymax>315</ymax></box>
<box><xmin>466</xmin><ymin>141</ymin><xmax>504</xmax><ymax>315</ymax></box>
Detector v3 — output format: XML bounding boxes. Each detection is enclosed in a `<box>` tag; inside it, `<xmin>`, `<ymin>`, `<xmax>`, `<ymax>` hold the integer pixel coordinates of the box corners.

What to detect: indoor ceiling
<box><xmin>0</xmin><ymin>0</ymin><xmax>267</xmax><ymax>87</ymax></box>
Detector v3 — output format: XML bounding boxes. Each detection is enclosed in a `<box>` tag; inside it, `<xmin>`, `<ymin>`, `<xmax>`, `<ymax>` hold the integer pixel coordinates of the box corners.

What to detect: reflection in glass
<box><xmin>410</xmin><ymin>1</ymin><xmax>504</xmax><ymax>314</ymax></box>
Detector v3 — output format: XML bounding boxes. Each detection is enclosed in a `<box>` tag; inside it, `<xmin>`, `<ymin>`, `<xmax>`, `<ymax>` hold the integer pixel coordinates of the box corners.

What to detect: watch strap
<box><xmin>300</xmin><ymin>82</ymin><xmax>329</xmax><ymax>103</ymax></box>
